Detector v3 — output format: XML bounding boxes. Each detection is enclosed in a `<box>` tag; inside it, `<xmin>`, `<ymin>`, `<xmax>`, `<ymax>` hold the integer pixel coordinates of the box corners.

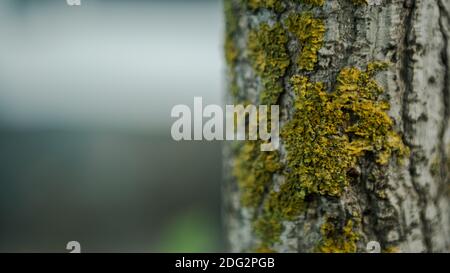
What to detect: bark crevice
<box><xmin>438</xmin><ymin>0</ymin><xmax>450</xmax><ymax>192</ymax></box>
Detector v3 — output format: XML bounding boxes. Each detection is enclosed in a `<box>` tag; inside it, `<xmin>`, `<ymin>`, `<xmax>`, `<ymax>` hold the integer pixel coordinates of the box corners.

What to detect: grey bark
<box><xmin>223</xmin><ymin>0</ymin><xmax>450</xmax><ymax>253</ymax></box>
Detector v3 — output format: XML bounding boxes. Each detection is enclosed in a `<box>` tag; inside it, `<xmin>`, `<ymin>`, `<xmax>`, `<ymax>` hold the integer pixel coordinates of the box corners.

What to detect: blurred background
<box><xmin>0</xmin><ymin>0</ymin><xmax>225</xmax><ymax>252</ymax></box>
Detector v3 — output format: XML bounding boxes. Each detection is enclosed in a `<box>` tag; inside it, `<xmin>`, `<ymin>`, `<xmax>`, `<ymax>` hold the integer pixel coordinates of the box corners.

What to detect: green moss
<box><xmin>247</xmin><ymin>22</ymin><xmax>290</xmax><ymax>104</ymax></box>
<box><xmin>286</xmin><ymin>12</ymin><xmax>325</xmax><ymax>71</ymax></box>
<box><xmin>318</xmin><ymin>219</ymin><xmax>359</xmax><ymax>253</ymax></box>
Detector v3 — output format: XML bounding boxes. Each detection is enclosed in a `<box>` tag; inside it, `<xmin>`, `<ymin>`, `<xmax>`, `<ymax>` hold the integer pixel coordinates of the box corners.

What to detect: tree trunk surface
<box><xmin>223</xmin><ymin>0</ymin><xmax>450</xmax><ymax>253</ymax></box>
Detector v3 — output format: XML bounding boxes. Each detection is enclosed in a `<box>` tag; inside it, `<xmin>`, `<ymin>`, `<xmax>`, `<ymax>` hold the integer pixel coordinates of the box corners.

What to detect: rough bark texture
<box><xmin>223</xmin><ymin>0</ymin><xmax>450</xmax><ymax>253</ymax></box>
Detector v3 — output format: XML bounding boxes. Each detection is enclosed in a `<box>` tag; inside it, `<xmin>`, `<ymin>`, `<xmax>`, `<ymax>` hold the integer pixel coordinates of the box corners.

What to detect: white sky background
<box><xmin>0</xmin><ymin>0</ymin><xmax>224</xmax><ymax>131</ymax></box>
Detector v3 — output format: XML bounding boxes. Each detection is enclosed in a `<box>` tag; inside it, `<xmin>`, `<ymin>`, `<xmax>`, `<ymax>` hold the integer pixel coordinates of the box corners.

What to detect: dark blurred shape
<box><xmin>0</xmin><ymin>130</ymin><xmax>223</xmax><ymax>252</ymax></box>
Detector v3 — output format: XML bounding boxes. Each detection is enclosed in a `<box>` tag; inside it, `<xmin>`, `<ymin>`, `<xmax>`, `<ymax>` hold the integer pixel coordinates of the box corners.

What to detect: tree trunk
<box><xmin>223</xmin><ymin>0</ymin><xmax>450</xmax><ymax>253</ymax></box>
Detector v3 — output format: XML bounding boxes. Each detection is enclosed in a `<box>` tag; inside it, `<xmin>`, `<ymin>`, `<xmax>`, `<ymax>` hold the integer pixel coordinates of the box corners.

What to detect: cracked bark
<box><xmin>224</xmin><ymin>0</ymin><xmax>450</xmax><ymax>253</ymax></box>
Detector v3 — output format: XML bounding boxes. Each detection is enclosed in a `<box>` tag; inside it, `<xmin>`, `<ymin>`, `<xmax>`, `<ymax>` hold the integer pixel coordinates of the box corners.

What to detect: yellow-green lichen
<box><xmin>251</xmin><ymin>178</ymin><xmax>307</xmax><ymax>248</ymax></box>
<box><xmin>233</xmin><ymin>141</ymin><xmax>282</xmax><ymax>208</ymax></box>
<box><xmin>247</xmin><ymin>0</ymin><xmax>286</xmax><ymax>12</ymax></box>
<box><xmin>224</xmin><ymin>0</ymin><xmax>241</xmax><ymax>98</ymax></box>
<box><xmin>224</xmin><ymin>1</ymin><xmax>238</xmax><ymax>66</ymax></box>
<box><xmin>299</xmin><ymin>0</ymin><xmax>325</xmax><ymax>7</ymax></box>
<box><xmin>254</xmin><ymin>246</ymin><xmax>277</xmax><ymax>253</ymax></box>
<box><xmin>282</xmin><ymin>63</ymin><xmax>408</xmax><ymax>199</ymax></box>
<box><xmin>246</xmin><ymin>0</ymin><xmax>325</xmax><ymax>11</ymax></box>
<box><xmin>383</xmin><ymin>246</ymin><xmax>400</xmax><ymax>253</ymax></box>
<box><xmin>232</xmin><ymin>138</ymin><xmax>294</xmax><ymax>249</ymax></box>
<box><xmin>286</xmin><ymin>12</ymin><xmax>325</xmax><ymax>71</ymax></box>
<box><xmin>247</xmin><ymin>22</ymin><xmax>290</xmax><ymax>104</ymax></box>
<box><xmin>253</xmin><ymin>215</ymin><xmax>284</xmax><ymax>246</ymax></box>
<box><xmin>430</xmin><ymin>154</ymin><xmax>440</xmax><ymax>177</ymax></box>
<box><xmin>225</xmin><ymin>37</ymin><xmax>238</xmax><ymax>67</ymax></box>
<box><xmin>233</xmin><ymin>63</ymin><xmax>408</xmax><ymax>250</ymax></box>
<box><xmin>318</xmin><ymin>219</ymin><xmax>359</xmax><ymax>253</ymax></box>
<box><xmin>256</xmin><ymin>197</ymin><xmax>305</xmax><ymax>250</ymax></box>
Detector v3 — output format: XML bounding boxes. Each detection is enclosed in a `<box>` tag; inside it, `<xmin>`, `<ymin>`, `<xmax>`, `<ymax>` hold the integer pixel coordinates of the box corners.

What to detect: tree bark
<box><xmin>223</xmin><ymin>0</ymin><xmax>450</xmax><ymax>253</ymax></box>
